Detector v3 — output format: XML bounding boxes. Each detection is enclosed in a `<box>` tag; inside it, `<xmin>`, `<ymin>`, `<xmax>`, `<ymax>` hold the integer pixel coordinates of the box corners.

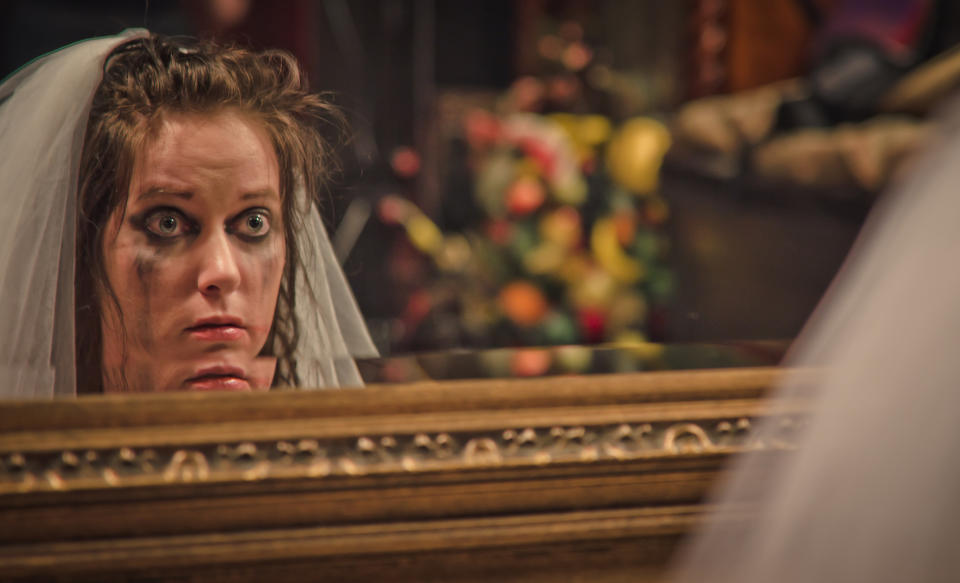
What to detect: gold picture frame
<box><xmin>0</xmin><ymin>367</ymin><xmax>807</xmax><ymax>582</ymax></box>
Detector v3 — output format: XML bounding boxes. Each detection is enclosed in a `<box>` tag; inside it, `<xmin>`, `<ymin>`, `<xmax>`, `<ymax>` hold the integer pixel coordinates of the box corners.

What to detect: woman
<box><xmin>0</xmin><ymin>30</ymin><xmax>376</xmax><ymax>397</ymax></box>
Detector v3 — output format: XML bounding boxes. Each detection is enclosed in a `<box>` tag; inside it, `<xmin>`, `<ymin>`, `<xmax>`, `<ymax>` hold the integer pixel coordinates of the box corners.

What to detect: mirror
<box><xmin>0</xmin><ymin>2</ymin><xmax>881</xmax><ymax>396</ymax></box>
<box><xmin>0</xmin><ymin>11</ymin><xmax>853</xmax><ymax>575</ymax></box>
<box><xmin>9</xmin><ymin>1</ymin><xmax>946</xmax><ymax>579</ymax></box>
<box><xmin>357</xmin><ymin>341</ymin><xmax>787</xmax><ymax>383</ymax></box>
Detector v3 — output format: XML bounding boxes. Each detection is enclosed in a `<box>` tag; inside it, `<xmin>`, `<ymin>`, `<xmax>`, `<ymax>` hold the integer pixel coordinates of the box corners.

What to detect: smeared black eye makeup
<box><xmin>134</xmin><ymin>207</ymin><xmax>196</xmax><ymax>240</ymax></box>
<box><xmin>229</xmin><ymin>207</ymin><xmax>273</xmax><ymax>241</ymax></box>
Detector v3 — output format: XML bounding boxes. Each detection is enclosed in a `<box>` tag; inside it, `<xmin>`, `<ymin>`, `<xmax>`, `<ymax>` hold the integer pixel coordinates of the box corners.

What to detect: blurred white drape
<box><xmin>672</xmin><ymin>100</ymin><xmax>960</xmax><ymax>582</ymax></box>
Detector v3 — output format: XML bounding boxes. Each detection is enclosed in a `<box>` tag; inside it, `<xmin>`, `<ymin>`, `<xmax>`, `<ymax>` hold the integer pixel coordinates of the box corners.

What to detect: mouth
<box><xmin>185</xmin><ymin>366</ymin><xmax>250</xmax><ymax>392</ymax></box>
<box><xmin>186</xmin><ymin>317</ymin><xmax>247</xmax><ymax>342</ymax></box>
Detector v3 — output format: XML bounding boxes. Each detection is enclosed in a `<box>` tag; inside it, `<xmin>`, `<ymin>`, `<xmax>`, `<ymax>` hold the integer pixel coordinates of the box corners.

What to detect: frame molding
<box><xmin>0</xmin><ymin>367</ymin><xmax>807</xmax><ymax>581</ymax></box>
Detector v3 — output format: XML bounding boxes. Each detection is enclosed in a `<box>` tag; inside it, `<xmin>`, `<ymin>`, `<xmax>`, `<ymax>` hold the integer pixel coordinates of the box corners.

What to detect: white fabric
<box><xmin>672</xmin><ymin>101</ymin><xmax>960</xmax><ymax>582</ymax></box>
<box><xmin>0</xmin><ymin>31</ymin><xmax>375</xmax><ymax>398</ymax></box>
<box><xmin>293</xmin><ymin>182</ymin><xmax>378</xmax><ymax>388</ymax></box>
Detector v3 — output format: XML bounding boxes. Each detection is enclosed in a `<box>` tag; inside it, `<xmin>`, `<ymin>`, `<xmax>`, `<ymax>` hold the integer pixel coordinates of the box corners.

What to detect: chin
<box><xmin>103</xmin><ymin>348</ymin><xmax>276</xmax><ymax>393</ymax></box>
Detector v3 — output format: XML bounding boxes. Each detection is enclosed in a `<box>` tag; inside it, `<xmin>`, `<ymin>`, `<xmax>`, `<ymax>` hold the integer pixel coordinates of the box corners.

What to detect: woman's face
<box><xmin>100</xmin><ymin>109</ymin><xmax>285</xmax><ymax>392</ymax></box>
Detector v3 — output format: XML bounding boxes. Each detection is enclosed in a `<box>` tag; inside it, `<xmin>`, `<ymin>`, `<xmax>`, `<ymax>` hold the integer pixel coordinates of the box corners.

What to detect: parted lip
<box><xmin>186</xmin><ymin>315</ymin><xmax>245</xmax><ymax>330</ymax></box>
<box><xmin>186</xmin><ymin>364</ymin><xmax>247</xmax><ymax>382</ymax></box>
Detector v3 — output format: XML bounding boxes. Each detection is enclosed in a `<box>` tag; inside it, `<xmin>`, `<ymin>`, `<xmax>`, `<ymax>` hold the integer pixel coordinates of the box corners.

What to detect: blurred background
<box><xmin>5</xmin><ymin>0</ymin><xmax>959</xmax><ymax>378</ymax></box>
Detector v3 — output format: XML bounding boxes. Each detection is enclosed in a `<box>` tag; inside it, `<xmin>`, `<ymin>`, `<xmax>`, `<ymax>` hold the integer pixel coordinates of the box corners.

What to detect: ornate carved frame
<box><xmin>0</xmin><ymin>367</ymin><xmax>806</xmax><ymax>582</ymax></box>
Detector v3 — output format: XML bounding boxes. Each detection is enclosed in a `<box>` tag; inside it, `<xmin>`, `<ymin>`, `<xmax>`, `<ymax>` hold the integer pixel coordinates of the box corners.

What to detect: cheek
<box><xmin>263</xmin><ymin>238</ymin><xmax>285</xmax><ymax>299</ymax></box>
<box><xmin>255</xmin><ymin>233</ymin><xmax>285</xmax><ymax>290</ymax></box>
<box><xmin>131</xmin><ymin>250</ymin><xmax>158</xmax><ymax>292</ymax></box>
<box><xmin>103</xmin><ymin>230</ymin><xmax>184</xmax><ymax>338</ymax></box>
<box><xmin>130</xmin><ymin>250</ymin><xmax>161</xmax><ymax>346</ymax></box>
<box><xmin>240</xmin><ymin>237</ymin><xmax>285</xmax><ymax>333</ymax></box>
<box><xmin>109</xmin><ymin>242</ymin><xmax>169</xmax><ymax>300</ymax></box>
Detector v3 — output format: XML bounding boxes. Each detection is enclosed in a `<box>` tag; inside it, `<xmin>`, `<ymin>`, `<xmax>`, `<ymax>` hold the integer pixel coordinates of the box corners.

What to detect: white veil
<box><xmin>0</xmin><ymin>31</ymin><xmax>376</xmax><ymax>398</ymax></box>
<box><xmin>293</xmin><ymin>181</ymin><xmax>378</xmax><ymax>388</ymax></box>
<box><xmin>671</xmin><ymin>99</ymin><xmax>960</xmax><ymax>581</ymax></box>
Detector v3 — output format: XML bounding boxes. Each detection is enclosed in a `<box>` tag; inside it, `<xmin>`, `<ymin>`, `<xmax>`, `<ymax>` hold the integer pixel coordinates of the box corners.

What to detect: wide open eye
<box><xmin>144</xmin><ymin>209</ymin><xmax>189</xmax><ymax>238</ymax></box>
<box><xmin>233</xmin><ymin>209</ymin><xmax>271</xmax><ymax>238</ymax></box>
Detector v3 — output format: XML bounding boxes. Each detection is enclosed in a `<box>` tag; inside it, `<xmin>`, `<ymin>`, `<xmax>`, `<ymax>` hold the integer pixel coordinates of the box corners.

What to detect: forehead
<box><xmin>131</xmin><ymin>109</ymin><xmax>280</xmax><ymax>199</ymax></box>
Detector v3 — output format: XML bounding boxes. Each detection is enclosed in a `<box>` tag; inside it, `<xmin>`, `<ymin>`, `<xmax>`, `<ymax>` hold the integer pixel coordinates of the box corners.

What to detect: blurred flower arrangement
<box><xmin>378</xmin><ymin>22</ymin><xmax>676</xmax><ymax>374</ymax></box>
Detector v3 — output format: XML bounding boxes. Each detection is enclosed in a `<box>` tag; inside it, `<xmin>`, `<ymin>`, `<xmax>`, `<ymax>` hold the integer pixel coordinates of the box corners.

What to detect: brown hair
<box><xmin>76</xmin><ymin>34</ymin><xmax>344</xmax><ymax>392</ymax></box>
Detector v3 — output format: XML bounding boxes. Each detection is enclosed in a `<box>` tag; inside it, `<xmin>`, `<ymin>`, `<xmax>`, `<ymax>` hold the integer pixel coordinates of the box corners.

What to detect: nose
<box><xmin>196</xmin><ymin>230</ymin><xmax>241</xmax><ymax>296</ymax></box>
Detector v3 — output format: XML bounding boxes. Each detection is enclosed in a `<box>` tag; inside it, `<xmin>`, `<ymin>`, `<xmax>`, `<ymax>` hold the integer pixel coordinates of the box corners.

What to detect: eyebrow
<box><xmin>136</xmin><ymin>188</ymin><xmax>279</xmax><ymax>202</ymax></box>
<box><xmin>240</xmin><ymin>190</ymin><xmax>280</xmax><ymax>201</ymax></box>
<box><xmin>136</xmin><ymin>187</ymin><xmax>192</xmax><ymax>202</ymax></box>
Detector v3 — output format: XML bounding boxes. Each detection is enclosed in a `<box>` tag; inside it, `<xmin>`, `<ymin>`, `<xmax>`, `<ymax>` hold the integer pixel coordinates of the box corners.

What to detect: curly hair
<box><xmin>75</xmin><ymin>34</ymin><xmax>344</xmax><ymax>393</ymax></box>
